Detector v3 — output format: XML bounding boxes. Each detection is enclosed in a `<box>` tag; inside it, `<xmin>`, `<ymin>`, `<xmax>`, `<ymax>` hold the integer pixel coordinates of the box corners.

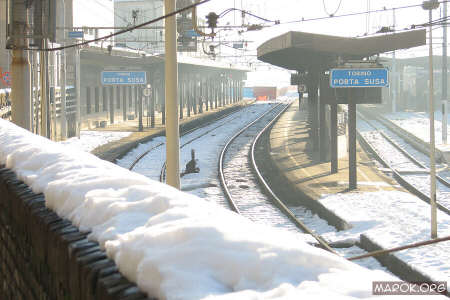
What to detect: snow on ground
<box><xmin>385</xmin><ymin>111</ymin><xmax>450</xmax><ymax>151</ymax></box>
<box><xmin>60</xmin><ymin>130</ymin><xmax>132</xmax><ymax>152</ymax></box>
<box><xmin>319</xmin><ymin>191</ymin><xmax>450</xmax><ymax>283</ymax></box>
<box><xmin>0</xmin><ymin>118</ymin><xmax>429</xmax><ymax>299</ymax></box>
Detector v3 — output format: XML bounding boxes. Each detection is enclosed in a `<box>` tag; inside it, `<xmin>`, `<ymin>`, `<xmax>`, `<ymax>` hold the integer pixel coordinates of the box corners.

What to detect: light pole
<box><xmin>164</xmin><ymin>0</ymin><xmax>180</xmax><ymax>189</ymax></box>
<box><xmin>423</xmin><ymin>0</ymin><xmax>439</xmax><ymax>239</ymax></box>
<box><xmin>443</xmin><ymin>1</ymin><xmax>448</xmax><ymax>144</ymax></box>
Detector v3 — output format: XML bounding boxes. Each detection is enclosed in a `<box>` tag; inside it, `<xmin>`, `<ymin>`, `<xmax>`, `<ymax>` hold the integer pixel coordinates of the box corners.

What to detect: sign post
<box><xmin>330</xmin><ymin>65</ymin><xmax>388</xmax><ymax>190</ymax></box>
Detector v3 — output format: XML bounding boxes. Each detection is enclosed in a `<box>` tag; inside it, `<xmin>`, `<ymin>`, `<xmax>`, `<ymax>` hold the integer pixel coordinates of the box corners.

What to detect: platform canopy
<box><xmin>257</xmin><ymin>30</ymin><xmax>426</xmax><ymax>71</ymax></box>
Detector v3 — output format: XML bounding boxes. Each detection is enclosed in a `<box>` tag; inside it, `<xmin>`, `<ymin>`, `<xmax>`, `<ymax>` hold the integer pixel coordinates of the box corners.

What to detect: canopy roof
<box><xmin>257</xmin><ymin>30</ymin><xmax>426</xmax><ymax>71</ymax></box>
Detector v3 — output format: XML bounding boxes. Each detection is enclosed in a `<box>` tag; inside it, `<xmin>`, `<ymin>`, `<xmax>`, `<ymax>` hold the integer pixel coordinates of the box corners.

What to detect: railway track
<box><xmin>357</xmin><ymin>110</ymin><xmax>450</xmax><ymax>215</ymax></box>
<box><xmin>128</xmin><ymin>104</ymin><xmax>252</xmax><ymax>172</ymax></box>
<box><xmin>218</xmin><ymin>101</ymin><xmax>336</xmax><ymax>253</ymax></box>
<box><xmin>125</xmin><ymin>100</ymin><xmax>398</xmax><ymax>268</ymax></box>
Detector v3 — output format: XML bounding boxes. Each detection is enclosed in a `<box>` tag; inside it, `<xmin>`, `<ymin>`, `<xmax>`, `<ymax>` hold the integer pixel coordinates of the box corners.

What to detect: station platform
<box><xmin>267</xmin><ymin>101</ymin><xmax>450</xmax><ymax>286</ymax></box>
<box><xmin>91</xmin><ymin>101</ymin><xmax>252</xmax><ymax>163</ymax></box>
<box><xmin>269</xmin><ymin>102</ymin><xmax>400</xmax><ymax>202</ymax></box>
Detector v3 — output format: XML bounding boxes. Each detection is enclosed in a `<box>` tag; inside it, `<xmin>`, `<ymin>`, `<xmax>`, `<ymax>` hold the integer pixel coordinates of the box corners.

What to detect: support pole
<box><xmin>331</xmin><ymin>104</ymin><xmax>338</xmax><ymax>173</ymax></box>
<box><xmin>61</xmin><ymin>48</ymin><xmax>67</xmax><ymax>139</ymax></box>
<box><xmin>40</xmin><ymin>39</ymin><xmax>49</xmax><ymax>138</ymax></box>
<box><xmin>164</xmin><ymin>0</ymin><xmax>180</xmax><ymax>189</ymax></box>
<box><xmin>75</xmin><ymin>47</ymin><xmax>81</xmax><ymax>138</ymax></box>
<box><xmin>427</xmin><ymin>6</ymin><xmax>438</xmax><ymax>238</ymax></box>
<box><xmin>138</xmin><ymin>87</ymin><xmax>143</xmax><ymax>131</ymax></box>
<box><xmin>348</xmin><ymin>97</ymin><xmax>357</xmax><ymax>190</ymax></box>
<box><xmin>443</xmin><ymin>1</ymin><xmax>448</xmax><ymax>144</ymax></box>
<box><xmin>392</xmin><ymin>9</ymin><xmax>397</xmax><ymax>113</ymax></box>
<box><xmin>150</xmin><ymin>86</ymin><xmax>155</xmax><ymax>128</ymax></box>
<box><xmin>11</xmin><ymin>49</ymin><xmax>32</xmax><ymax>130</ymax></box>
<box><xmin>319</xmin><ymin>98</ymin><xmax>327</xmax><ymax>161</ymax></box>
<box><xmin>10</xmin><ymin>0</ymin><xmax>32</xmax><ymax>131</ymax></box>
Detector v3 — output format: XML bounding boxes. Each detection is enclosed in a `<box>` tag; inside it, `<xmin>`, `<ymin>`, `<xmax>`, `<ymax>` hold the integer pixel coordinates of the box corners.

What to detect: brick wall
<box><xmin>0</xmin><ymin>167</ymin><xmax>154</xmax><ymax>300</ymax></box>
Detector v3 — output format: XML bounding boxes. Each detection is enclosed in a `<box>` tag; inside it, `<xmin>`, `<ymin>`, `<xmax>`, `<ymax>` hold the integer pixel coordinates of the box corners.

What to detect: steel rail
<box><xmin>218</xmin><ymin>101</ymin><xmax>336</xmax><ymax>254</ymax></box>
<box><xmin>358</xmin><ymin>109</ymin><xmax>450</xmax><ymax>188</ymax></box>
<box><xmin>356</xmin><ymin>112</ymin><xmax>450</xmax><ymax>216</ymax></box>
<box><xmin>250</xmin><ymin>103</ymin><xmax>337</xmax><ymax>254</ymax></box>
<box><xmin>218</xmin><ymin>103</ymin><xmax>284</xmax><ymax>213</ymax></box>
<box><xmin>128</xmin><ymin>104</ymin><xmax>248</xmax><ymax>171</ymax></box>
<box><xmin>158</xmin><ymin>107</ymin><xmax>251</xmax><ymax>182</ymax></box>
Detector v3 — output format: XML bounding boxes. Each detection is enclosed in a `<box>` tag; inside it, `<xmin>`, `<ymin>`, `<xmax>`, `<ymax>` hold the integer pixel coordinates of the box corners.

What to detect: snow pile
<box><xmin>385</xmin><ymin>111</ymin><xmax>450</xmax><ymax>151</ymax></box>
<box><xmin>320</xmin><ymin>191</ymin><xmax>450</xmax><ymax>283</ymax></box>
<box><xmin>60</xmin><ymin>130</ymin><xmax>132</xmax><ymax>152</ymax></box>
<box><xmin>0</xmin><ymin>119</ymin><xmax>428</xmax><ymax>300</ymax></box>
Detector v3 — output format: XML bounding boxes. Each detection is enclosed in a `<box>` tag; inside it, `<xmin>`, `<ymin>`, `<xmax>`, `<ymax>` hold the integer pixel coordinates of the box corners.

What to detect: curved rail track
<box><xmin>218</xmin><ymin>102</ymin><xmax>336</xmax><ymax>253</ymax></box>
<box><xmin>128</xmin><ymin>105</ymin><xmax>250</xmax><ymax>172</ymax></box>
<box><xmin>357</xmin><ymin>110</ymin><xmax>450</xmax><ymax>215</ymax></box>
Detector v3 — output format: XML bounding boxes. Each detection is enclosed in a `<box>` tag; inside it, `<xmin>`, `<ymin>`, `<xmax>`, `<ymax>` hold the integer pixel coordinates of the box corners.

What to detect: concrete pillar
<box><xmin>319</xmin><ymin>98</ymin><xmax>327</xmax><ymax>162</ymax></box>
<box><xmin>349</xmin><ymin>100</ymin><xmax>357</xmax><ymax>190</ymax></box>
<box><xmin>161</xmin><ymin>78</ymin><xmax>165</xmax><ymax>125</ymax></box>
<box><xmin>109</xmin><ymin>86</ymin><xmax>114</xmax><ymax>124</ymax></box>
<box><xmin>150</xmin><ymin>82</ymin><xmax>155</xmax><ymax>128</ymax></box>
<box><xmin>199</xmin><ymin>80</ymin><xmax>203</xmax><ymax>113</ymax></box>
<box><xmin>187</xmin><ymin>80</ymin><xmax>191</xmax><ymax>117</ymax></box>
<box><xmin>179</xmin><ymin>80</ymin><xmax>184</xmax><ymax>119</ymax></box>
<box><xmin>213</xmin><ymin>81</ymin><xmax>216</xmax><ymax>109</ymax></box>
<box><xmin>193</xmin><ymin>79</ymin><xmax>198</xmax><ymax>114</ymax></box>
<box><xmin>11</xmin><ymin>49</ymin><xmax>32</xmax><ymax>130</ymax></box>
<box><xmin>122</xmin><ymin>86</ymin><xmax>127</xmax><ymax>121</ymax></box>
<box><xmin>331</xmin><ymin>104</ymin><xmax>338</xmax><ymax>174</ymax></box>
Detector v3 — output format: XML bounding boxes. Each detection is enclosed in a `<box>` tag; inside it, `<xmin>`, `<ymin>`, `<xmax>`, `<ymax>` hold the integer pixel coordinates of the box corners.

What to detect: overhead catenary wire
<box><xmin>218</xmin><ymin>7</ymin><xmax>278</xmax><ymax>24</ymax></box>
<box><xmin>280</xmin><ymin>0</ymin><xmax>450</xmax><ymax>25</ymax></box>
<box><xmin>25</xmin><ymin>0</ymin><xmax>211</xmax><ymax>52</ymax></box>
<box><xmin>322</xmin><ymin>0</ymin><xmax>343</xmax><ymax>17</ymax></box>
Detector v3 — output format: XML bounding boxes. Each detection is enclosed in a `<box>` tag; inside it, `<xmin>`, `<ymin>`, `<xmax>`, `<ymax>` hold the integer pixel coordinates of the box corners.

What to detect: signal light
<box><xmin>206</xmin><ymin>12</ymin><xmax>219</xmax><ymax>29</ymax></box>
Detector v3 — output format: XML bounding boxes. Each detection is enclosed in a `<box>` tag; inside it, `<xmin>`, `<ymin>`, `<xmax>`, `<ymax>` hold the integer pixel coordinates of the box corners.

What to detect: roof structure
<box><xmin>257</xmin><ymin>30</ymin><xmax>427</xmax><ymax>71</ymax></box>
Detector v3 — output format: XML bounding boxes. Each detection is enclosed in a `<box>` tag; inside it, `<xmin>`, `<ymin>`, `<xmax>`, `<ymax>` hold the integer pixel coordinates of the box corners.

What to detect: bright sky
<box><xmin>196</xmin><ymin>0</ymin><xmax>447</xmax><ymax>87</ymax></box>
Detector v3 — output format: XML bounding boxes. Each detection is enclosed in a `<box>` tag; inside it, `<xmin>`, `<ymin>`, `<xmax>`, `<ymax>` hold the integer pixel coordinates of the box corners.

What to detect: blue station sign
<box><xmin>330</xmin><ymin>68</ymin><xmax>389</xmax><ymax>88</ymax></box>
<box><xmin>101</xmin><ymin>71</ymin><xmax>147</xmax><ymax>85</ymax></box>
<box><xmin>68</xmin><ymin>31</ymin><xmax>84</xmax><ymax>39</ymax></box>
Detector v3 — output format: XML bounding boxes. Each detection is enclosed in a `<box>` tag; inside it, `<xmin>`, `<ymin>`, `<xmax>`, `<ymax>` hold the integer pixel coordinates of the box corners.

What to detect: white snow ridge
<box><xmin>0</xmin><ymin>119</ymin><xmax>442</xmax><ymax>300</ymax></box>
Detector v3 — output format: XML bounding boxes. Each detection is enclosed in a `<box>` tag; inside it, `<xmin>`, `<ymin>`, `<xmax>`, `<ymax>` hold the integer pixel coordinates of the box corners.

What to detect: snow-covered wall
<box><xmin>0</xmin><ymin>118</ymin><xmax>411</xmax><ymax>300</ymax></box>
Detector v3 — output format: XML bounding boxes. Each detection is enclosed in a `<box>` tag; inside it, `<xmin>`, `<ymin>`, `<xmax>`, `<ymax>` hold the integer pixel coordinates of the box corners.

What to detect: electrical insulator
<box><xmin>206</xmin><ymin>12</ymin><xmax>219</xmax><ymax>29</ymax></box>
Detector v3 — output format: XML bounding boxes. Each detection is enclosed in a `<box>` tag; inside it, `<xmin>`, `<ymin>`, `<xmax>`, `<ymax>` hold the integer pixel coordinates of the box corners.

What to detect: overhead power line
<box><xmin>27</xmin><ymin>0</ymin><xmax>211</xmax><ymax>52</ymax></box>
<box><xmin>322</xmin><ymin>0</ymin><xmax>343</xmax><ymax>17</ymax></box>
<box><xmin>281</xmin><ymin>0</ymin><xmax>450</xmax><ymax>25</ymax></box>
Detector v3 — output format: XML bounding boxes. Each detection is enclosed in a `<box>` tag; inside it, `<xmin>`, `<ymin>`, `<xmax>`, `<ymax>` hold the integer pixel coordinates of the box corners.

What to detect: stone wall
<box><xmin>0</xmin><ymin>167</ymin><xmax>154</xmax><ymax>300</ymax></box>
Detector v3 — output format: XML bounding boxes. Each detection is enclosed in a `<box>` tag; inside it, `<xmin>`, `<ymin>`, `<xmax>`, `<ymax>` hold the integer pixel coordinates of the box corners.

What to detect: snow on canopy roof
<box><xmin>0</xmin><ymin>119</ymin><xmax>415</xmax><ymax>300</ymax></box>
<box><xmin>257</xmin><ymin>30</ymin><xmax>426</xmax><ymax>71</ymax></box>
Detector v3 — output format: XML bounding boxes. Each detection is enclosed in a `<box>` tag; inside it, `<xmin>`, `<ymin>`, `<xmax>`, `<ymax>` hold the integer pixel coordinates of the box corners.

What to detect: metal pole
<box><xmin>428</xmin><ymin>8</ymin><xmax>438</xmax><ymax>238</ymax></box>
<box><xmin>392</xmin><ymin>9</ymin><xmax>397</xmax><ymax>113</ymax></box>
<box><xmin>319</xmin><ymin>99</ymin><xmax>327</xmax><ymax>162</ymax></box>
<box><xmin>139</xmin><ymin>87</ymin><xmax>143</xmax><ymax>131</ymax></box>
<box><xmin>443</xmin><ymin>1</ymin><xmax>448</xmax><ymax>144</ymax></box>
<box><xmin>75</xmin><ymin>47</ymin><xmax>81</xmax><ymax>138</ymax></box>
<box><xmin>164</xmin><ymin>0</ymin><xmax>180</xmax><ymax>189</ymax></box>
<box><xmin>349</xmin><ymin>94</ymin><xmax>357</xmax><ymax>190</ymax></box>
<box><xmin>51</xmin><ymin>50</ymin><xmax>57</xmax><ymax>140</ymax></box>
<box><xmin>331</xmin><ymin>104</ymin><xmax>338</xmax><ymax>174</ymax></box>
<box><xmin>10</xmin><ymin>0</ymin><xmax>32</xmax><ymax>131</ymax></box>
<box><xmin>11</xmin><ymin>48</ymin><xmax>32</xmax><ymax>130</ymax></box>
<box><xmin>40</xmin><ymin>39</ymin><xmax>49</xmax><ymax>138</ymax></box>
<box><xmin>61</xmin><ymin>0</ymin><xmax>67</xmax><ymax>140</ymax></box>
